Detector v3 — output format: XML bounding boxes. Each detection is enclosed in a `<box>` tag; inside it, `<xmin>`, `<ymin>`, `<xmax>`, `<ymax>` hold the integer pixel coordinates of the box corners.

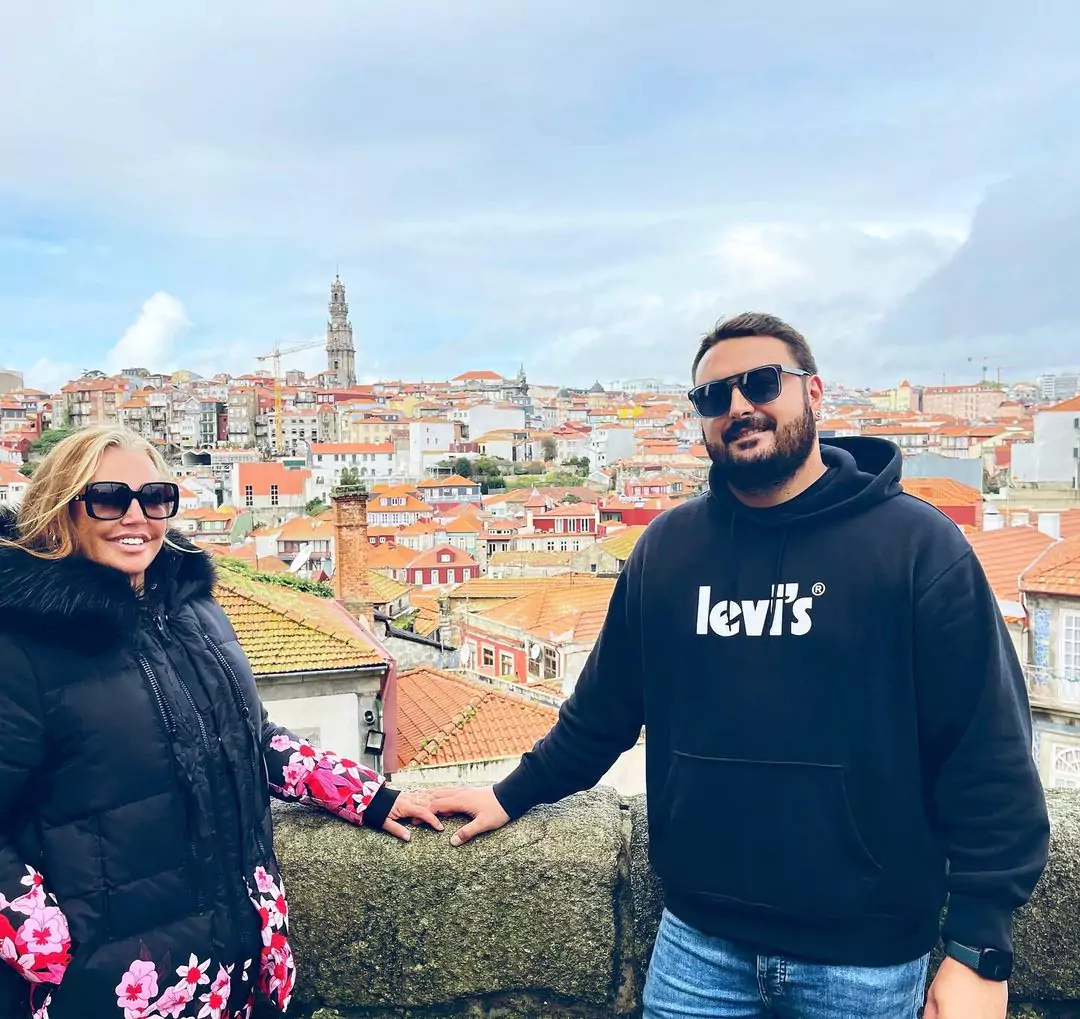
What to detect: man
<box><xmin>432</xmin><ymin>313</ymin><xmax>1050</xmax><ymax>1019</ymax></box>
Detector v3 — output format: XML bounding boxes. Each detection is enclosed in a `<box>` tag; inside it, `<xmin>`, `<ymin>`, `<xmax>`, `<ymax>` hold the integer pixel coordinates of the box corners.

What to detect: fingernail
<box><xmin>450</xmin><ymin>835</ymin><xmax>461</xmax><ymax>847</ymax></box>
<box><xmin>403</xmin><ymin>832</ymin><xmax>411</xmax><ymax>842</ymax></box>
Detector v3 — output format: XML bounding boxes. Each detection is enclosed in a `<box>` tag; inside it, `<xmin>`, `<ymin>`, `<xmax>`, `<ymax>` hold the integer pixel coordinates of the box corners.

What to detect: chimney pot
<box><xmin>1037</xmin><ymin>512</ymin><xmax>1062</xmax><ymax>540</ymax></box>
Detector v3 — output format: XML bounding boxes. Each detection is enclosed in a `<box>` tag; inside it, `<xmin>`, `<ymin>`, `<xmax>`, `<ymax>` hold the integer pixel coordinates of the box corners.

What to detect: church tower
<box><xmin>326</xmin><ymin>275</ymin><xmax>356</xmax><ymax>388</ymax></box>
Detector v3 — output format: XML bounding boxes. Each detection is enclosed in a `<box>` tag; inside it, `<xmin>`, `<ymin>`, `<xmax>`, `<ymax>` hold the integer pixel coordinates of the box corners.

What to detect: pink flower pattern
<box><xmin>0</xmin><ymin>866</ymin><xmax>72</xmax><ymax>987</ymax></box>
<box><xmin>245</xmin><ymin>869</ymin><xmax>295</xmax><ymax>1011</ymax></box>
<box><xmin>266</xmin><ymin>735</ymin><xmax>384</xmax><ymax>825</ymax></box>
<box><xmin>14</xmin><ymin>733</ymin><xmax>382</xmax><ymax>1018</ymax></box>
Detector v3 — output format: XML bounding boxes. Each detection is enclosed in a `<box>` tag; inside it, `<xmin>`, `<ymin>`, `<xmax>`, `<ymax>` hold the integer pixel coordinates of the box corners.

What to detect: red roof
<box><xmin>901</xmin><ymin>477</ymin><xmax>983</xmax><ymax>507</ymax></box>
<box><xmin>235</xmin><ymin>461</ymin><xmax>309</xmax><ymax>497</ymax></box>
<box><xmin>407</xmin><ymin>544</ymin><xmax>479</xmax><ymax>570</ymax></box>
<box><xmin>967</xmin><ymin>526</ymin><xmax>1057</xmax><ymax>603</ymax></box>
<box><xmin>395</xmin><ymin>666</ymin><xmax>558</xmax><ymax>770</ymax></box>
<box><xmin>1021</xmin><ymin>535</ymin><xmax>1080</xmax><ymax>597</ymax></box>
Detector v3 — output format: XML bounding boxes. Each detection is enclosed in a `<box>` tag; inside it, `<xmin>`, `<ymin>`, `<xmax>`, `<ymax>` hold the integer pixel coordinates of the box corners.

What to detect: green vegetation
<box><xmin>540</xmin><ymin>437</ymin><xmax>557</xmax><ymax>462</ymax></box>
<box><xmin>305</xmin><ymin>498</ymin><xmax>329</xmax><ymax>516</ymax></box>
<box><xmin>216</xmin><ymin>556</ymin><xmax>333</xmax><ymax>597</ymax></box>
<box><xmin>30</xmin><ymin>428</ymin><xmax>76</xmax><ymax>458</ymax></box>
<box><xmin>18</xmin><ymin>462</ymin><xmax>36</xmax><ymax>478</ymax></box>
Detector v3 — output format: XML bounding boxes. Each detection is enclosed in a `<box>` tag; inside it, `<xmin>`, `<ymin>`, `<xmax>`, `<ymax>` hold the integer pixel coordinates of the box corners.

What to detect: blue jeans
<box><xmin>643</xmin><ymin>910</ymin><xmax>930</xmax><ymax>1019</ymax></box>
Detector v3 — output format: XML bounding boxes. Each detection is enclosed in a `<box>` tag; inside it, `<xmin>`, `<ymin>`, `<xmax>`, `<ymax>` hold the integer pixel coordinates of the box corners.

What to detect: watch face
<box><xmin>979</xmin><ymin>950</ymin><xmax>1013</xmax><ymax>981</ymax></box>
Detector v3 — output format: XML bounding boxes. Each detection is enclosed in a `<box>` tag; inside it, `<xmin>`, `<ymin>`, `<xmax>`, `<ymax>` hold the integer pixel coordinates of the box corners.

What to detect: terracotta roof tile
<box><xmin>901</xmin><ymin>477</ymin><xmax>983</xmax><ymax>507</ymax></box>
<box><xmin>450</xmin><ymin>575</ymin><xmax>603</xmax><ymax>601</ymax></box>
<box><xmin>395</xmin><ymin>666</ymin><xmax>557</xmax><ymax>770</ymax></box>
<box><xmin>474</xmin><ymin>579</ymin><xmax>617</xmax><ymax>645</ymax></box>
<box><xmin>967</xmin><ymin>526</ymin><xmax>1058</xmax><ymax>602</ymax></box>
<box><xmin>597</xmin><ymin>525</ymin><xmax>648</xmax><ymax>561</ymax></box>
<box><xmin>487</xmin><ymin>550</ymin><xmax>575</xmax><ymax>567</ymax></box>
<box><xmin>214</xmin><ymin>570</ymin><xmax>386</xmax><ymax>675</ymax></box>
<box><xmin>1021</xmin><ymin>535</ymin><xmax>1080</xmax><ymax>597</ymax></box>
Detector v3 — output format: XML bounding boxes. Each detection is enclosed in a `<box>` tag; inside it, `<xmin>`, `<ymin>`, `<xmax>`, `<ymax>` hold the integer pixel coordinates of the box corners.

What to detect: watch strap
<box><xmin>943</xmin><ymin>940</ymin><xmax>982</xmax><ymax>971</ymax></box>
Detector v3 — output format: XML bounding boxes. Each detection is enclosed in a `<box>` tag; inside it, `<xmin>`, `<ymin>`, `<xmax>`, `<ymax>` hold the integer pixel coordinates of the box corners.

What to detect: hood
<box><xmin>707</xmin><ymin>436</ymin><xmax>902</xmax><ymax>528</ymax></box>
<box><xmin>0</xmin><ymin>505</ymin><xmax>215</xmax><ymax>650</ymax></box>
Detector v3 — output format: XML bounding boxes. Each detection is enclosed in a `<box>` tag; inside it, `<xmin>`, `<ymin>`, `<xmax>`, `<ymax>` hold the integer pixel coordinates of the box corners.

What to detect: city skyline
<box><xmin>3</xmin><ymin>3</ymin><xmax>1080</xmax><ymax>392</ymax></box>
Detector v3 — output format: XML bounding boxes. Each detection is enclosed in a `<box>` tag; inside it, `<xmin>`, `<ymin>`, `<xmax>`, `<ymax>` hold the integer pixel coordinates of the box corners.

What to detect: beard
<box><xmin>705</xmin><ymin>398</ymin><xmax>817</xmax><ymax>496</ymax></box>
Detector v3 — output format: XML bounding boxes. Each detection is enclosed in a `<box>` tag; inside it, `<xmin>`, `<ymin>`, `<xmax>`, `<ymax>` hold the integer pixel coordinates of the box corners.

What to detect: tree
<box><xmin>18</xmin><ymin>462</ymin><xmax>36</xmax><ymax>478</ymax></box>
<box><xmin>30</xmin><ymin>428</ymin><xmax>75</xmax><ymax>458</ymax></box>
<box><xmin>561</xmin><ymin>492</ymin><xmax>581</xmax><ymax>504</ymax></box>
<box><xmin>305</xmin><ymin>497</ymin><xmax>328</xmax><ymax>516</ymax></box>
<box><xmin>541</xmin><ymin>437</ymin><xmax>557</xmax><ymax>462</ymax></box>
<box><xmin>451</xmin><ymin>457</ymin><xmax>474</xmax><ymax>479</ymax></box>
<box><xmin>340</xmin><ymin>466</ymin><xmax>361</xmax><ymax>486</ymax></box>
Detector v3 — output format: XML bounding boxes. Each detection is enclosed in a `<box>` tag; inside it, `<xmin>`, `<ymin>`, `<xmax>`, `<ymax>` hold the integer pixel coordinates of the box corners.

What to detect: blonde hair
<box><xmin>1</xmin><ymin>425</ymin><xmax>175</xmax><ymax>561</ymax></box>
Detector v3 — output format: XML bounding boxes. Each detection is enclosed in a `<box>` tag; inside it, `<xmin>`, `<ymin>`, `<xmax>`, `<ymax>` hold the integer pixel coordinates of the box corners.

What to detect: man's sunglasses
<box><xmin>73</xmin><ymin>481</ymin><xmax>180</xmax><ymax>521</ymax></box>
<box><xmin>688</xmin><ymin>364</ymin><xmax>812</xmax><ymax>418</ymax></box>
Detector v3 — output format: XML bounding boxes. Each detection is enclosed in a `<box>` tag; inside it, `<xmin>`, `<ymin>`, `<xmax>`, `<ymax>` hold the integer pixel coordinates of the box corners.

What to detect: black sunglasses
<box><xmin>688</xmin><ymin>364</ymin><xmax>812</xmax><ymax>418</ymax></box>
<box><xmin>73</xmin><ymin>481</ymin><xmax>180</xmax><ymax>521</ymax></box>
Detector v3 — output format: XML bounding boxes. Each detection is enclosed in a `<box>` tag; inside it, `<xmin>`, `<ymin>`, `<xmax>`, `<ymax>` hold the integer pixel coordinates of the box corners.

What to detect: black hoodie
<box><xmin>494</xmin><ymin>437</ymin><xmax>1049</xmax><ymax>966</ymax></box>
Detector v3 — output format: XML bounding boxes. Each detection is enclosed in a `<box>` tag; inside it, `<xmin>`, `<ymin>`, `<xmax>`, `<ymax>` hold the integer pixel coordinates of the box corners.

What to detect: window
<box><xmin>528</xmin><ymin>649</ymin><xmax>542</xmax><ymax>678</ymax></box>
<box><xmin>546</xmin><ymin>540</ymin><xmax>556</xmax><ymax>552</ymax></box>
<box><xmin>446</xmin><ymin>569</ymin><xmax>456</xmax><ymax>584</ymax></box>
<box><xmin>500</xmin><ymin>653</ymin><xmax>515</xmax><ymax>677</ymax></box>
<box><xmin>1063</xmin><ymin>612</ymin><xmax>1080</xmax><ymax>682</ymax></box>
<box><xmin>543</xmin><ymin>647</ymin><xmax>558</xmax><ymax>679</ymax></box>
<box><xmin>439</xmin><ymin>552</ymin><xmax>451</xmax><ymax>563</ymax></box>
<box><xmin>482</xmin><ymin>647</ymin><xmax>494</xmax><ymax>668</ymax></box>
<box><xmin>1051</xmin><ymin>744</ymin><xmax>1080</xmax><ymax>789</ymax></box>
<box><xmin>244</xmin><ymin>484</ymin><xmax>253</xmax><ymax>507</ymax></box>
<box><xmin>270</xmin><ymin>484</ymin><xmax>279</xmax><ymax>506</ymax></box>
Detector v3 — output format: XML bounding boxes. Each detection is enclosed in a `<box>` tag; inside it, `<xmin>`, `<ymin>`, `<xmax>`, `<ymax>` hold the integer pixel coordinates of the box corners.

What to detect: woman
<box><xmin>0</xmin><ymin>425</ymin><xmax>444</xmax><ymax>1019</ymax></box>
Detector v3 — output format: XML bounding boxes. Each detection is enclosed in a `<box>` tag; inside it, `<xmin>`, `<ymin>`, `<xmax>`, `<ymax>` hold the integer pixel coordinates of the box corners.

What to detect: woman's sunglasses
<box><xmin>688</xmin><ymin>364</ymin><xmax>812</xmax><ymax>418</ymax></box>
<box><xmin>72</xmin><ymin>481</ymin><xmax>180</xmax><ymax>521</ymax></box>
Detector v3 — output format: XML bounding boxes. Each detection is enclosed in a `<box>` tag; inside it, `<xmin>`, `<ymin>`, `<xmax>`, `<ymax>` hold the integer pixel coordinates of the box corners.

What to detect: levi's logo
<box><xmin>695</xmin><ymin>582</ymin><xmax>825</xmax><ymax>637</ymax></box>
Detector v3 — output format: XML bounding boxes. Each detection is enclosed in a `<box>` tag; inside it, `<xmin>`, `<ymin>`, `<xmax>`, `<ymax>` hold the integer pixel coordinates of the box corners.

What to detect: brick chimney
<box><xmin>332</xmin><ymin>488</ymin><xmax>375</xmax><ymax>631</ymax></box>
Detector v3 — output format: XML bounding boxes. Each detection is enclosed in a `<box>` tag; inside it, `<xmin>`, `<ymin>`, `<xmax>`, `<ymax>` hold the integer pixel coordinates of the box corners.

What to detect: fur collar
<box><xmin>0</xmin><ymin>506</ymin><xmax>216</xmax><ymax>650</ymax></box>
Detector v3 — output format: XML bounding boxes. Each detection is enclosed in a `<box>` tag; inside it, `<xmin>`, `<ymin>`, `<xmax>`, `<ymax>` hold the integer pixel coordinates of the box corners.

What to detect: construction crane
<box><xmin>255</xmin><ymin>340</ymin><xmax>324</xmax><ymax>454</ymax></box>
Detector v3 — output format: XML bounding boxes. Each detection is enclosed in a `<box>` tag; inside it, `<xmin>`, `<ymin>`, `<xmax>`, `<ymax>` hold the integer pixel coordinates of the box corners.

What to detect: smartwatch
<box><xmin>943</xmin><ymin>941</ymin><xmax>1013</xmax><ymax>981</ymax></box>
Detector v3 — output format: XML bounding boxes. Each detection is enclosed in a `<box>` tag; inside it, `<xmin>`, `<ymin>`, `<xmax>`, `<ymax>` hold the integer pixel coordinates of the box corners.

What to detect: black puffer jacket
<box><xmin>0</xmin><ymin>511</ymin><xmax>396</xmax><ymax>1019</ymax></box>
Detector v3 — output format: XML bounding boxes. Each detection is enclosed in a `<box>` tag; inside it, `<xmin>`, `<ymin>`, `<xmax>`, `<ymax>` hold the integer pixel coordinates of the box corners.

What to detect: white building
<box><xmin>407</xmin><ymin>419</ymin><xmax>459</xmax><ymax>478</ymax></box>
<box><xmin>464</xmin><ymin>403</ymin><xmax>527</xmax><ymax>440</ymax></box>
<box><xmin>307</xmin><ymin>442</ymin><xmax>397</xmax><ymax>501</ymax></box>
<box><xmin>589</xmin><ymin>424</ymin><xmax>637</xmax><ymax>469</ymax></box>
<box><xmin>1012</xmin><ymin>397</ymin><xmax>1080</xmax><ymax>487</ymax></box>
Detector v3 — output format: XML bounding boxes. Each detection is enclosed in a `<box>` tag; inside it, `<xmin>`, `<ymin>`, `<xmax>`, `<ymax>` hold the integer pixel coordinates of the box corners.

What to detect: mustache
<box><xmin>722</xmin><ymin>414</ymin><xmax>776</xmax><ymax>443</ymax></box>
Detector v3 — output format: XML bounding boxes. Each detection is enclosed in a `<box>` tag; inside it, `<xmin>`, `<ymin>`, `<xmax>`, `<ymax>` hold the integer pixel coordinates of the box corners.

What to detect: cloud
<box><xmin>871</xmin><ymin>162</ymin><xmax>1080</xmax><ymax>379</ymax></box>
<box><xmin>2</xmin><ymin>2</ymin><xmax>1080</xmax><ymax>387</ymax></box>
<box><xmin>22</xmin><ymin>357</ymin><xmax>78</xmax><ymax>394</ymax></box>
<box><xmin>105</xmin><ymin>293</ymin><xmax>190</xmax><ymax>374</ymax></box>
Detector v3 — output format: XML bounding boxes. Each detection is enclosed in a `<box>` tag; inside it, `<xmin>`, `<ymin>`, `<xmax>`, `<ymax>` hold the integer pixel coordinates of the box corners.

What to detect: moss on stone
<box><xmin>267</xmin><ymin>787</ymin><xmax>1080</xmax><ymax>1018</ymax></box>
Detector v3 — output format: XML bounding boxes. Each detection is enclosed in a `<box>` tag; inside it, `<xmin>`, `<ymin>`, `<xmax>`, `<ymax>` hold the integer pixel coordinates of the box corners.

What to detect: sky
<box><xmin>2</xmin><ymin>1</ymin><xmax>1080</xmax><ymax>393</ymax></box>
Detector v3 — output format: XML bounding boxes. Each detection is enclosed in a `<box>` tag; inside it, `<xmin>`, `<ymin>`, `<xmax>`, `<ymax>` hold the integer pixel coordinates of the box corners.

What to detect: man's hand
<box><xmin>428</xmin><ymin>786</ymin><xmax>510</xmax><ymax>845</ymax></box>
<box><xmin>924</xmin><ymin>956</ymin><xmax>1007</xmax><ymax>1019</ymax></box>
<box><xmin>380</xmin><ymin>789</ymin><xmax>446</xmax><ymax>842</ymax></box>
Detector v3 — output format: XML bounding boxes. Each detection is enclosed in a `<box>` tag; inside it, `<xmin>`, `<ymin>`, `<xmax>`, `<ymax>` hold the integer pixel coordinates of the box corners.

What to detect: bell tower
<box><xmin>326</xmin><ymin>275</ymin><xmax>356</xmax><ymax>388</ymax></box>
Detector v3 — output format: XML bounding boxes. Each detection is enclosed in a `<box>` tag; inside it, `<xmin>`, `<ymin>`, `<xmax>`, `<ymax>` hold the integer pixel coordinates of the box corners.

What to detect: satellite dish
<box><xmin>529</xmin><ymin>644</ymin><xmax>542</xmax><ymax>660</ymax></box>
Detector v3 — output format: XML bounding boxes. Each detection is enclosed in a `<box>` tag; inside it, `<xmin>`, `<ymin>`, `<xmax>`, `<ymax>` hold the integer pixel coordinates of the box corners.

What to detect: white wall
<box><xmin>394</xmin><ymin>740</ymin><xmax>645</xmax><ymax>796</ymax></box>
<box><xmin>261</xmin><ymin>692</ymin><xmax>360</xmax><ymax>760</ymax></box>
<box><xmin>1012</xmin><ymin>410</ymin><xmax>1080</xmax><ymax>485</ymax></box>
<box><xmin>466</xmin><ymin>404</ymin><xmax>526</xmax><ymax>439</ymax></box>
<box><xmin>408</xmin><ymin>421</ymin><xmax>457</xmax><ymax>477</ymax></box>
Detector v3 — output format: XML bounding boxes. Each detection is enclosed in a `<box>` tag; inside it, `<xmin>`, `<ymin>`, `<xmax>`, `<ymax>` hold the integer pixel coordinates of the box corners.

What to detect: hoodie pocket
<box><xmin>658</xmin><ymin>753</ymin><xmax>882</xmax><ymax>920</ymax></box>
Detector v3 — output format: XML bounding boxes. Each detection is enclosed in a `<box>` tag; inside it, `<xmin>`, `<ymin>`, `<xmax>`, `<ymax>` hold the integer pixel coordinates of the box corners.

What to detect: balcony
<box><xmin>1024</xmin><ymin>663</ymin><xmax>1080</xmax><ymax>715</ymax></box>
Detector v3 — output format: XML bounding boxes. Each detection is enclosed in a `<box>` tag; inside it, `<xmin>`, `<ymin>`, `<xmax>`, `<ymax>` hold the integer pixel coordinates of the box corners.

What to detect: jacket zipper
<box><xmin>138</xmin><ymin>652</ymin><xmax>205</xmax><ymax>912</ymax></box>
<box><xmin>203</xmin><ymin>633</ymin><xmax>271</xmax><ymax>861</ymax></box>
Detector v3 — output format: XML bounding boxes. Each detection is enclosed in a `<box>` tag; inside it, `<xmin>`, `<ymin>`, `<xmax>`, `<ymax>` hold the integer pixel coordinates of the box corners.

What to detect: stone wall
<box><xmin>262</xmin><ymin>789</ymin><xmax>1080</xmax><ymax>1019</ymax></box>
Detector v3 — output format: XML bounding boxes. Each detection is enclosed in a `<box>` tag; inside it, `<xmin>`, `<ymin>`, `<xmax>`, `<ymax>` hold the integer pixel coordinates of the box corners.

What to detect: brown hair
<box><xmin>0</xmin><ymin>424</ymin><xmax>174</xmax><ymax>561</ymax></box>
<box><xmin>692</xmin><ymin>312</ymin><xmax>818</xmax><ymax>381</ymax></box>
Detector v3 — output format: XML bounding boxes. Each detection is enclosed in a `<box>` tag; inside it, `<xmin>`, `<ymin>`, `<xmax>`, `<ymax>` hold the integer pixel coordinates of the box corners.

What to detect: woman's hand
<box><xmin>379</xmin><ymin>788</ymin><xmax>446</xmax><ymax>842</ymax></box>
